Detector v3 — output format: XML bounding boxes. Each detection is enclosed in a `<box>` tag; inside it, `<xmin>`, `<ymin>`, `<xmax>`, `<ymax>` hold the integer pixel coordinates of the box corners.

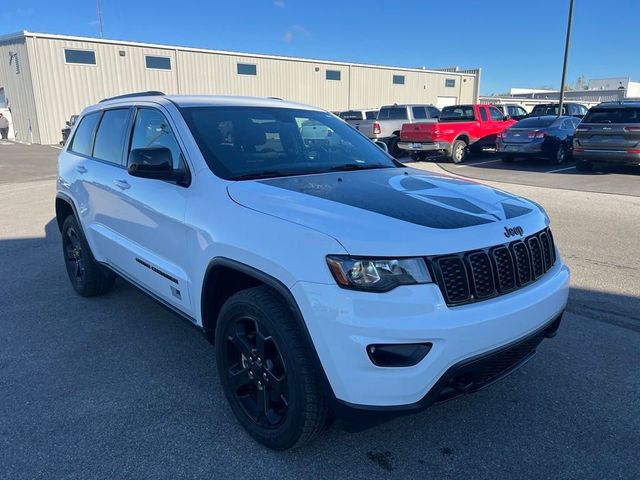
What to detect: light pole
<box><xmin>557</xmin><ymin>0</ymin><xmax>575</xmax><ymax>117</ymax></box>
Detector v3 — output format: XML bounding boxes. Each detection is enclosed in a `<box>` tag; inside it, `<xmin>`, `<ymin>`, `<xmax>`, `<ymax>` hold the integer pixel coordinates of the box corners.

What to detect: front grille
<box><xmin>429</xmin><ymin>227</ymin><xmax>557</xmax><ymax>306</ymax></box>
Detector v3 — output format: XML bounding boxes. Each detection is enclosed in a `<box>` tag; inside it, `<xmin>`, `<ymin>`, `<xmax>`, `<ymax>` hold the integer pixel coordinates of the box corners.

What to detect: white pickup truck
<box><xmin>359</xmin><ymin>104</ymin><xmax>440</xmax><ymax>157</ymax></box>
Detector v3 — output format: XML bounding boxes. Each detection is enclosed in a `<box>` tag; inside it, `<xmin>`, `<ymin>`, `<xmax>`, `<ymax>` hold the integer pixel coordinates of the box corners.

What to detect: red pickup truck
<box><xmin>398</xmin><ymin>104</ymin><xmax>516</xmax><ymax>163</ymax></box>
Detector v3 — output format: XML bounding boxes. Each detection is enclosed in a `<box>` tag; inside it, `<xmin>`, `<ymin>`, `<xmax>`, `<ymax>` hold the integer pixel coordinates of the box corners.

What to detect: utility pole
<box><xmin>96</xmin><ymin>0</ymin><xmax>104</xmax><ymax>38</ymax></box>
<box><xmin>558</xmin><ymin>0</ymin><xmax>574</xmax><ymax>117</ymax></box>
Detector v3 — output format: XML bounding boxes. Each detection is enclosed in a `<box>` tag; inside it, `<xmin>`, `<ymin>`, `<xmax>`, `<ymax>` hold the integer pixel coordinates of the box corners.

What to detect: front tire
<box><xmin>61</xmin><ymin>215</ymin><xmax>115</xmax><ymax>297</ymax></box>
<box><xmin>215</xmin><ymin>286</ymin><xmax>330</xmax><ymax>450</ymax></box>
<box><xmin>451</xmin><ymin>139</ymin><xmax>468</xmax><ymax>163</ymax></box>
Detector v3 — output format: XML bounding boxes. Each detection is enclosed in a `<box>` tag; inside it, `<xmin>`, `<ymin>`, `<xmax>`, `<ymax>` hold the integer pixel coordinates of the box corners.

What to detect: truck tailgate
<box><xmin>400</xmin><ymin>122</ymin><xmax>438</xmax><ymax>142</ymax></box>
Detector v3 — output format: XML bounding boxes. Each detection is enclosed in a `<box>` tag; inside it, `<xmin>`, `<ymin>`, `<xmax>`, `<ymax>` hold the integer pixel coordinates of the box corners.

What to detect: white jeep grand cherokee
<box><xmin>56</xmin><ymin>93</ymin><xmax>570</xmax><ymax>449</ymax></box>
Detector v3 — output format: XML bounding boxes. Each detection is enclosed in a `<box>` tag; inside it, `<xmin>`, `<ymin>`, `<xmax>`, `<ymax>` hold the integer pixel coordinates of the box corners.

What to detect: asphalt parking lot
<box><xmin>1</xmin><ymin>143</ymin><xmax>639</xmax><ymax>480</ymax></box>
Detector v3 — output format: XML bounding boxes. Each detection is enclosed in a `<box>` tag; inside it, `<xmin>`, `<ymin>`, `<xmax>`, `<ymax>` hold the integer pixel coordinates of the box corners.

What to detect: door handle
<box><xmin>113</xmin><ymin>179</ymin><xmax>131</xmax><ymax>190</ymax></box>
<box><xmin>76</xmin><ymin>165</ymin><xmax>87</xmax><ymax>174</ymax></box>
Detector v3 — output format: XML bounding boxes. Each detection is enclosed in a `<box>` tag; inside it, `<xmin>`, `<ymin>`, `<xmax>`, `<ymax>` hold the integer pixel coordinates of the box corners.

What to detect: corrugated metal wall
<box><xmin>15</xmin><ymin>33</ymin><xmax>479</xmax><ymax>144</ymax></box>
<box><xmin>0</xmin><ymin>36</ymin><xmax>39</xmax><ymax>143</ymax></box>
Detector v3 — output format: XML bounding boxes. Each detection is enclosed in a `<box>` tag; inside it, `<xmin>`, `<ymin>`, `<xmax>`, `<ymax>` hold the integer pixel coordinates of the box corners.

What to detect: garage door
<box><xmin>436</xmin><ymin>96</ymin><xmax>458</xmax><ymax>109</ymax></box>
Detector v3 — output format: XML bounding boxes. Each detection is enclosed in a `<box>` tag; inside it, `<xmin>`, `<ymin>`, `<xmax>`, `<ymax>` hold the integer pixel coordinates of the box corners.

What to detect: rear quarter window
<box><xmin>69</xmin><ymin>112</ymin><xmax>100</xmax><ymax>156</ymax></box>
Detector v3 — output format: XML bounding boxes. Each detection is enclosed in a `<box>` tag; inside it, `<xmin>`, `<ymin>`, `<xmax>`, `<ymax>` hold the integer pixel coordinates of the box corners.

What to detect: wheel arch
<box><xmin>454</xmin><ymin>133</ymin><xmax>470</xmax><ymax>145</ymax></box>
<box><xmin>200</xmin><ymin>257</ymin><xmax>337</xmax><ymax>401</ymax></box>
<box><xmin>55</xmin><ymin>193</ymin><xmax>79</xmax><ymax>232</ymax></box>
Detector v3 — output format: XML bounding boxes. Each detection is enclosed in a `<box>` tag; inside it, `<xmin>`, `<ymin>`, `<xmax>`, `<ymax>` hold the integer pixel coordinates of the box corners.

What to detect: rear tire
<box><xmin>450</xmin><ymin>139</ymin><xmax>468</xmax><ymax>163</ymax></box>
<box><xmin>61</xmin><ymin>215</ymin><xmax>115</xmax><ymax>297</ymax></box>
<box><xmin>215</xmin><ymin>286</ymin><xmax>331</xmax><ymax>450</ymax></box>
<box><xmin>551</xmin><ymin>143</ymin><xmax>567</xmax><ymax>165</ymax></box>
<box><xmin>575</xmin><ymin>159</ymin><xmax>593</xmax><ymax>171</ymax></box>
<box><xmin>387</xmin><ymin>136</ymin><xmax>403</xmax><ymax>159</ymax></box>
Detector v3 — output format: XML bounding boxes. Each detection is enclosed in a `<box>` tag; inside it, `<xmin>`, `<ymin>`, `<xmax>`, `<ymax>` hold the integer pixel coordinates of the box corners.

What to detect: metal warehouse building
<box><xmin>0</xmin><ymin>31</ymin><xmax>481</xmax><ymax>145</ymax></box>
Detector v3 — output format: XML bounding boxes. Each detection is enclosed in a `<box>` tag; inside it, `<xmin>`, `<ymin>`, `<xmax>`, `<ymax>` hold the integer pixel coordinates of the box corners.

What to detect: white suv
<box><xmin>56</xmin><ymin>93</ymin><xmax>570</xmax><ymax>449</ymax></box>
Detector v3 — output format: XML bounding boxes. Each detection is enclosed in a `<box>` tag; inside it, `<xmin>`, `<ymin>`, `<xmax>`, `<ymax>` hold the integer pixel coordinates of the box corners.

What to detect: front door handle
<box><xmin>113</xmin><ymin>179</ymin><xmax>131</xmax><ymax>190</ymax></box>
<box><xmin>76</xmin><ymin>165</ymin><xmax>87</xmax><ymax>174</ymax></box>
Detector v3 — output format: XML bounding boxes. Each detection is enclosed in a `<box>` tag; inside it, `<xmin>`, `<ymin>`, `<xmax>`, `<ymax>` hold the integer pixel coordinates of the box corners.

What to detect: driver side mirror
<box><xmin>503</xmin><ymin>115</ymin><xmax>510</xmax><ymax>121</ymax></box>
<box><xmin>374</xmin><ymin>140</ymin><xmax>389</xmax><ymax>153</ymax></box>
<box><xmin>65</xmin><ymin>121</ymin><xmax>71</xmax><ymax>127</ymax></box>
<box><xmin>128</xmin><ymin>147</ymin><xmax>187</xmax><ymax>183</ymax></box>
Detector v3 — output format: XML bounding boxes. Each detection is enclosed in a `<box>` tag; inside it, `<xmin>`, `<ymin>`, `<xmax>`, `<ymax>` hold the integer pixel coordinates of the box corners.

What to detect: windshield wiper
<box><xmin>229</xmin><ymin>170</ymin><xmax>300</xmax><ymax>181</ymax></box>
<box><xmin>326</xmin><ymin>163</ymin><xmax>393</xmax><ymax>172</ymax></box>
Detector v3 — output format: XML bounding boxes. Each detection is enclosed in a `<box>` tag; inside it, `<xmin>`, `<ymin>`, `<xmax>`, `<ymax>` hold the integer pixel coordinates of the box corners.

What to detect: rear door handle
<box><xmin>113</xmin><ymin>179</ymin><xmax>131</xmax><ymax>190</ymax></box>
<box><xmin>76</xmin><ymin>165</ymin><xmax>87</xmax><ymax>174</ymax></box>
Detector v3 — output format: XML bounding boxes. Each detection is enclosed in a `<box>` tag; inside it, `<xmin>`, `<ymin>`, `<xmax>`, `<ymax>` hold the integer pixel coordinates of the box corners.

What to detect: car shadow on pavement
<box><xmin>1</xmin><ymin>218</ymin><xmax>639</xmax><ymax>480</ymax></box>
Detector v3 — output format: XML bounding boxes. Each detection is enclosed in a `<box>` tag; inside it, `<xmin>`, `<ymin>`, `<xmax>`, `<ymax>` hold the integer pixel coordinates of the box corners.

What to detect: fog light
<box><xmin>367</xmin><ymin>343</ymin><xmax>432</xmax><ymax>367</ymax></box>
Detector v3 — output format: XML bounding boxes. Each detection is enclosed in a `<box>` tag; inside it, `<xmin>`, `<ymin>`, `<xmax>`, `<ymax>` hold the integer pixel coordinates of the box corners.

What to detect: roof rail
<box><xmin>99</xmin><ymin>91</ymin><xmax>165</xmax><ymax>103</ymax></box>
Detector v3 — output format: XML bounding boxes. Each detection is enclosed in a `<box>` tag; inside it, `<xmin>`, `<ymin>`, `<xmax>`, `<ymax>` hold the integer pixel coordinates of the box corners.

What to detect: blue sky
<box><xmin>3</xmin><ymin>0</ymin><xmax>639</xmax><ymax>94</ymax></box>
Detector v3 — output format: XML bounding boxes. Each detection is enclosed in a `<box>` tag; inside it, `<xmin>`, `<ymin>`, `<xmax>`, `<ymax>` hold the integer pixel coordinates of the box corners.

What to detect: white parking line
<box><xmin>456</xmin><ymin>159</ymin><xmax>503</xmax><ymax>167</ymax></box>
<box><xmin>49</xmin><ymin>145</ymin><xmax>63</xmax><ymax>150</ymax></box>
<box><xmin>547</xmin><ymin>166</ymin><xmax>576</xmax><ymax>173</ymax></box>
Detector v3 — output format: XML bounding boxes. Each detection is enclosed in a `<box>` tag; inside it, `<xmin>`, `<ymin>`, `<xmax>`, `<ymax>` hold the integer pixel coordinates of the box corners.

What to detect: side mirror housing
<box><xmin>128</xmin><ymin>147</ymin><xmax>185</xmax><ymax>182</ymax></box>
<box><xmin>374</xmin><ymin>140</ymin><xmax>389</xmax><ymax>153</ymax></box>
<box><xmin>503</xmin><ymin>115</ymin><xmax>510</xmax><ymax>121</ymax></box>
<box><xmin>65</xmin><ymin>121</ymin><xmax>71</xmax><ymax>127</ymax></box>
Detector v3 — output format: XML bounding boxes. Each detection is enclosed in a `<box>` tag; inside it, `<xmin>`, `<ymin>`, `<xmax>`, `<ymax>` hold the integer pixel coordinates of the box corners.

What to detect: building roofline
<box><xmin>13</xmin><ymin>30</ymin><xmax>479</xmax><ymax>77</ymax></box>
<box><xmin>0</xmin><ymin>30</ymin><xmax>28</xmax><ymax>42</ymax></box>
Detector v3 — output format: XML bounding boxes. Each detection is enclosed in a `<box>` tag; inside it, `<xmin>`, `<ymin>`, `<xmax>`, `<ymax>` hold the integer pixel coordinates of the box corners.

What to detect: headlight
<box><xmin>326</xmin><ymin>256</ymin><xmax>432</xmax><ymax>292</ymax></box>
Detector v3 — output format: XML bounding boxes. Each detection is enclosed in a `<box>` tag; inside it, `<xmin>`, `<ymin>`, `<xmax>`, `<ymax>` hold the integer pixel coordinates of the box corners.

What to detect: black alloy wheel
<box><xmin>222</xmin><ymin>315</ymin><xmax>289</xmax><ymax>429</ymax></box>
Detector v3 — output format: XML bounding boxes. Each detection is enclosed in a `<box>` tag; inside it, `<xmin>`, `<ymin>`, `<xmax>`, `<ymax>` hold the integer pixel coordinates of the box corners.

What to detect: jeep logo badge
<box><xmin>504</xmin><ymin>226</ymin><xmax>524</xmax><ymax>238</ymax></box>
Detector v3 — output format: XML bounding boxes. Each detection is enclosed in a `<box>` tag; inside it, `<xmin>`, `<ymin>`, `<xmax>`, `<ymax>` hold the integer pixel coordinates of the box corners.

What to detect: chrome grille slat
<box><xmin>429</xmin><ymin>227</ymin><xmax>556</xmax><ymax>307</ymax></box>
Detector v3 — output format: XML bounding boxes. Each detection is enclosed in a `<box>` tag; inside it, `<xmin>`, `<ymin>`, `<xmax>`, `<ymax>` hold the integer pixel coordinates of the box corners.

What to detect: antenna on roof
<box><xmin>96</xmin><ymin>0</ymin><xmax>104</xmax><ymax>38</ymax></box>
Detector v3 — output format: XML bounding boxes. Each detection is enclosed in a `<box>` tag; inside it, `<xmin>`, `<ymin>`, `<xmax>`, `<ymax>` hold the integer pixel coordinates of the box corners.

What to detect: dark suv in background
<box><xmin>573</xmin><ymin>101</ymin><xmax>640</xmax><ymax>171</ymax></box>
<box><xmin>529</xmin><ymin>103</ymin><xmax>589</xmax><ymax>118</ymax></box>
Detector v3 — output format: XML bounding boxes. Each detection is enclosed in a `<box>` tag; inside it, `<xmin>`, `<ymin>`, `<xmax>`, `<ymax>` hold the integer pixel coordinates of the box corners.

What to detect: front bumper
<box><xmin>398</xmin><ymin>141</ymin><xmax>450</xmax><ymax>153</ymax></box>
<box><xmin>291</xmin><ymin>260</ymin><xmax>569</xmax><ymax>409</ymax></box>
<box><xmin>574</xmin><ymin>149</ymin><xmax>640</xmax><ymax>165</ymax></box>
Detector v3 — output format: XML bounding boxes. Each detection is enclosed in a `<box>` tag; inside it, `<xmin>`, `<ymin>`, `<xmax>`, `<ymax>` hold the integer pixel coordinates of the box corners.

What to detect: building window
<box><xmin>326</xmin><ymin>70</ymin><xmax>341</xmax><ymax>81</ymax></box>
<box><xmin>393</xmin><ymin>75</ymin><xmax>405</xmax><ymax>85</ymax></box>
<box><xmin>237</xmin><ymin>63</ymin><xmax>257</xmax><ymax>75</ymax></box>
<box><xmin>145</xmin><ymin>55</ymin><xmax>171</xmax><ymax>70</ymax></box>
<box><xmin>64</xmin><ymin>49</ymin><xmax>96</xmax><ymax>65</ymax></box>
<box><xmin>445</xmin><ymin>79</ymin><xmax>456</xmax><ymax>88</ymax></box>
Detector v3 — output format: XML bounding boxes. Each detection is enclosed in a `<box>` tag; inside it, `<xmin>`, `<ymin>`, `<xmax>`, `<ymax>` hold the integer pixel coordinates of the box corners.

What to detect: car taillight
<box><xmin>497</xmin><ymin>131</ymin><xmax>507</xmax><ymax>139</ymax></box>
<box><xmin>623</xmin><ymin>126</ymin><xmax>640</xmax><ymax>132</ymax></box>
<box><xmin>528</xmin><ymin>130</ymin><xmax>546</xmax><ymax>139</ymax></box>
<box><xmin>432</xmin><ymin>130</ymin><xmax>440</xmax><ymax>137</ymax></box>
<box><xmin>373</xmin><ymin>122</ymin><xmax>381</xmax><ymax>135</ymax></box>
<box><xmin>625</xmin><ymin>149</ymin><xmax>640</xmax><ymax>153</ymax></box>
<box><xmin>573</xmin><ymin>146</ymin><xmax>584</xmax><ymax>152</ymax></box>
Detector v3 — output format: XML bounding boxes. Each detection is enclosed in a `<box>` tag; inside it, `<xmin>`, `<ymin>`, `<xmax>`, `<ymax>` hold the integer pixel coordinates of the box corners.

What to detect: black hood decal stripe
<box><xmin>261</xmin><ymin>169</ymin><xmax>533</xmax><ymax>230</ymax></box>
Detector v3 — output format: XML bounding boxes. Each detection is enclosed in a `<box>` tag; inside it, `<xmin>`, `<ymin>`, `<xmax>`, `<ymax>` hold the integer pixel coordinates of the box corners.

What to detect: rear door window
<box><xmin>69</xmin><ymin>112</ymin><xmax>100</xmax><ymax>156</ymax></box>
<box><xmin>93</xmin><ymin>109</ymin><xmax>131</xmax><ymax>164</ymax></box>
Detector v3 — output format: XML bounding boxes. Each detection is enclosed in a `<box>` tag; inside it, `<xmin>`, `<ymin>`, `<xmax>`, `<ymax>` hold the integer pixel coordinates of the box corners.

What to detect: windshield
<box><xmin>339</xmin><ymin>110</ymin><xmax>362</xmax><ymax>120</ymax></box>
<box><xmin>181</xmin><ymin>106</ymin><xmax>397</xmax><ymax>180</ymax></box>
<box><xmin>531</xmin><ymin>105</ymin><xmax>567</xmax><ymax>116</ymax></box>
<box><xmin>582</xmin><ymin>107</ymin><xmax>640</xmax><ymax>124</ymax></box>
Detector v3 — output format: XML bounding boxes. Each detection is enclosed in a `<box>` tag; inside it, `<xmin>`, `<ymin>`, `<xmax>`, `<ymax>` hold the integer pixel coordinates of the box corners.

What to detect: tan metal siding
<box><xmin>176</xmin><ymin>51</ymin><xmax>350</xmax><ymax>111</ymax></box>
<box><xmin>0</xmin><ymin>37</ymin><xmax>39</xmax><ymax>143</ymax></box>
<box><xmin>31</xmin><ymin>36</ymin><xmax>179</xmax><ymax>144</ymax></box>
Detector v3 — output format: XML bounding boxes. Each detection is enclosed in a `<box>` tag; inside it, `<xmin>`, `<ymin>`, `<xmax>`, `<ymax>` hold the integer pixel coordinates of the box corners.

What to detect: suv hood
<box><xmin>227</xmin><ymin>168</ymin><xmax>547</xmax><ymax>256</ymax></box>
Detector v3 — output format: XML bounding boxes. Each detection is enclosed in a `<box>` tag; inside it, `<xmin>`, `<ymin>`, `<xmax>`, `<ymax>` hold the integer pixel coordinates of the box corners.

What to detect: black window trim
<box><xmin>144</xmin><ymin>55</ymin><xmax>172</xmax><ymax>71</ymax></box>
<box><xmin>125</xmin><ymin>106</ymin><xmax>192</xmax><ymax>187</ymax></box>
<box><xmin>64</xmin><ymin>48</ymin><xmax>97</xmax><ymax>66</ymax></box>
